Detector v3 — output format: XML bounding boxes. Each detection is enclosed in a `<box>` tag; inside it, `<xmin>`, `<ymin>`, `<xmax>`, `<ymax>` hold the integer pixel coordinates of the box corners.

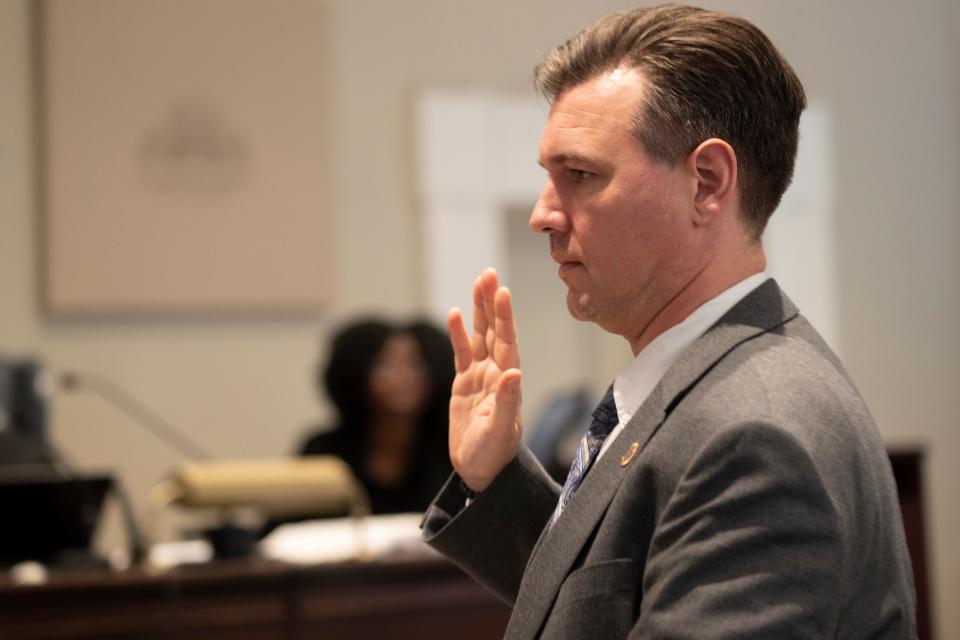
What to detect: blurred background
<box><xmin>0</xmin><ymin>0</ymin><xmax>957</xmax><ymax>637</ymax></box>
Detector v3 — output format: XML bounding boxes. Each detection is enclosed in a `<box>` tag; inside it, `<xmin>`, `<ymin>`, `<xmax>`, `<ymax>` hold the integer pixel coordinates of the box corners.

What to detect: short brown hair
<box><xmin>534</xmin><ymin>4</ymin><xmax>806</xmax><ymax>237</ymax></box>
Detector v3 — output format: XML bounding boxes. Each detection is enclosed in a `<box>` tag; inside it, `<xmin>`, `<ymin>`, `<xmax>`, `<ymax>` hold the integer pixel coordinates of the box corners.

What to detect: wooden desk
<box><xmin>1</xmin><ymin>450</ymin><xmax>931</xmax><ymax>639</ymax></box>
<box><xmin>0</xmin><ymin>556</ymin><xmax>510</xmax><ymax>639</ymax></box>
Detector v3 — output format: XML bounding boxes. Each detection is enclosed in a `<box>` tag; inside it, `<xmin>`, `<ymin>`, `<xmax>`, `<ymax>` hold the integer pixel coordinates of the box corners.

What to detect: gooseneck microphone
<box><xmin>59</xmin><ymin>372</ymin><xmax>213</xmax><ymax>460</ymax></box>
<box><xmin>58</xmin><ymin>370</ymin><xmax>220</xmax><ymax>566</ymax></box>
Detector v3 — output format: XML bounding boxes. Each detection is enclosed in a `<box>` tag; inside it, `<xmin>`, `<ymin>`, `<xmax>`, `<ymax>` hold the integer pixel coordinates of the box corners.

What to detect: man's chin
<box><xmin>565</xmin><ymin>291</ymin><xmax>595</xmax><ymax>323</ymax></box>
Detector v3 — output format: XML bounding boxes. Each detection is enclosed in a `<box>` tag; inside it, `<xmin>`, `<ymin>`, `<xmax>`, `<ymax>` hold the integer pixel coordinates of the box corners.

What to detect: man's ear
<box><xmin>687</xmin><ymin>138</ymin><xmax>737</xmax><ymax>227</ymax></box>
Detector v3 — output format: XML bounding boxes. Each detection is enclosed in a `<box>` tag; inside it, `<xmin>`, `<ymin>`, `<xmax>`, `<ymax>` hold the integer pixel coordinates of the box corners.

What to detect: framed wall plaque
<box><xmin>39</xmin><ymin>0</ymin><xmax>334</xmax><ymax>315</ymax></box>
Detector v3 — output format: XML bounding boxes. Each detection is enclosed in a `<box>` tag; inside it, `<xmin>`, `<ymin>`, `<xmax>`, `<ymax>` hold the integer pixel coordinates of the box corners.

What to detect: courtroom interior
<box><xmin>0</xmin><ymin>1</ymin><xmax>957</xmax><ymax>638</ymax></box>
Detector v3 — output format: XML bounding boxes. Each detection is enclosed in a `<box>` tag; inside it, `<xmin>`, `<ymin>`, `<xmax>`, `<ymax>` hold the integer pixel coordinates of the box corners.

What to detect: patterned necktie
<box><xmin>549</xmin><ymin>386</ymin><xmax>619</xmax><ymax>528</ymax></box>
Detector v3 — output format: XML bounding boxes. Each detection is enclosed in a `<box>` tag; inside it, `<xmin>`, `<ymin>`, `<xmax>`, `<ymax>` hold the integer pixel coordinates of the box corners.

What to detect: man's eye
<box><xmin>571</xmin><ymin>169</ymin><xmax>592</xmax><ymax>183</ymax></box>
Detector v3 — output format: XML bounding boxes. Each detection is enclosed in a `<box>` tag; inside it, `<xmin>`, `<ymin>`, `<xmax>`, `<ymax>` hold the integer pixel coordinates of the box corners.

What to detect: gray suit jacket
<box><xmin>422</xmin><ymin>280</ymin><xmax>916</xmax><ymax>638</ymax></box>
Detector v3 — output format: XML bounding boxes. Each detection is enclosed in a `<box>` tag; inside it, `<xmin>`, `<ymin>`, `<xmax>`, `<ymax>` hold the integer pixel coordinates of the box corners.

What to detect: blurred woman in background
<box><xmin>299</xmin><ymin>318</ymin><xmax>453</xmax><ymax>514</ymax></box>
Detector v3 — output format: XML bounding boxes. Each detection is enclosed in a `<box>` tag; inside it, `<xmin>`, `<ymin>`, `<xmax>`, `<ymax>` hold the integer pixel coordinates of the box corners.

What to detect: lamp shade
<box><xmin>156</xmin><ymin>457</ymin><xmax>369</xmax><ymax>518</ymax></box>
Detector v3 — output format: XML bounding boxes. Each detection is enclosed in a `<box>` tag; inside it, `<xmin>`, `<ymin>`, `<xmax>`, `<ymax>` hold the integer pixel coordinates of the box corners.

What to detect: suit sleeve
<box><xmin>421</xmin><ymin>446</ymin><xmax>560</xmax><ymax>605</ymax></box>
<box><xmin>633</xmin><ymin>421</ymin><xmax>845</xmax><ymax>639</ymax></box>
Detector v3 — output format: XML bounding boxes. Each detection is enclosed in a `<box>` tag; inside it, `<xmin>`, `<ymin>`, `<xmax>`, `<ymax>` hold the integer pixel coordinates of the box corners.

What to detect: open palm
<box><xmin>447</xmin><ymin>269</ymin><xmax>523</xmax><ymax>492</ymax></box>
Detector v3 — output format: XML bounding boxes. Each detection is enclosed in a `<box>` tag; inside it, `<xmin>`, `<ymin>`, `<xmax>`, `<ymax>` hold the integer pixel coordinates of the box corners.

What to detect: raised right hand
<box><xmin>446</xmin><ymin>268</ymin><xmax>523</xmax><ymax>493</ymax></box>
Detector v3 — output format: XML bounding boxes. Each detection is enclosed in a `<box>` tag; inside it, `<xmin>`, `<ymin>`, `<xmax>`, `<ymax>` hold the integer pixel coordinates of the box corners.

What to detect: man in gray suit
<box><xmin>422</xmin><ymin>5</ymin><xmax>916</xmax><ymax>638</ymax></box>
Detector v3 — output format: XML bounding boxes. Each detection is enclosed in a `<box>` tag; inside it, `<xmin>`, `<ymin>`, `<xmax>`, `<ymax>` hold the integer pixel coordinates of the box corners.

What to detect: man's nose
<box><xmin>529</xmin><ymin>181</ymin><xmax>569</xmax><ymax>234</ymax></box>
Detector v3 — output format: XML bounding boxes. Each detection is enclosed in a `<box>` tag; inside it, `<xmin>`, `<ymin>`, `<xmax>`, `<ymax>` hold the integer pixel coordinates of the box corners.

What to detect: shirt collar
<box><xmin>612</xmin><ymin>272</ymin><xmax>770</xmax><ymax>425</ymax></box>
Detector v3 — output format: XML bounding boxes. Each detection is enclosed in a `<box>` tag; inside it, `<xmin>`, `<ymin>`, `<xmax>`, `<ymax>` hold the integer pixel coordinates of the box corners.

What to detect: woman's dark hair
<box><xmin>321</xmin><ymin>318</ymin><xmax>394</xmax><ymax>427</ymax></box>
<box><xmin>402</xmin><ymin>320</ymin><xmax>456</xmax><ymax>454</ymax></box>
<box><xmin>319</xmin><ymin>317</ymin><xmax>454</xmax><ymax>453</ymax></box>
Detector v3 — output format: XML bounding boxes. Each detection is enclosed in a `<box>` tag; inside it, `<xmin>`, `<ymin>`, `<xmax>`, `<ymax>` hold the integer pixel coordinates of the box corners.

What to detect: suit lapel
<box><xmin>655</xmin><ymin>279</ymin><xmax>798</xmax><ymax>410</ymax></box>
<box><xmin>504</xmin><ymin>279</ymin><xmax>798</xmax><ymax>639</ymax></box>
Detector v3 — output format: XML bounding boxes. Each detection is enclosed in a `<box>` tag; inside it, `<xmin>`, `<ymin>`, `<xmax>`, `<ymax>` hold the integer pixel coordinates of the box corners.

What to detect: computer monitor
<box><xmin>0</xmin><ymin>473</ymin><xmax>113</xmax><ymax>568</ymax></box>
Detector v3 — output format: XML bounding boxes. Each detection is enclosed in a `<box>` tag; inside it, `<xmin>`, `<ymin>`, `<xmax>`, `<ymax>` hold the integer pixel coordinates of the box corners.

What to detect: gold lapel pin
<box><xmin>620</xmin><ymin>441</ymin><xmax>640</xmax><ymax>467</ymax></box>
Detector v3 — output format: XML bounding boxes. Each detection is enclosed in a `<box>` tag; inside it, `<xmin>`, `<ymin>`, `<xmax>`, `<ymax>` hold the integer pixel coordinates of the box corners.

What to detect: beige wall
<box><xmin>1</xmin><ymin>0</ymin><xmax>958</xmax><ymax>636</ymax></box>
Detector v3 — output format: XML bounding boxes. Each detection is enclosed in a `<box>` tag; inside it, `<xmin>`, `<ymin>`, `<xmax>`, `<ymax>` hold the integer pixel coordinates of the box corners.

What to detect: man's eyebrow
<box><xmin>537</xmin><ymin>152</ymin><xmax>596</xmax><ymax>168</ymax></box>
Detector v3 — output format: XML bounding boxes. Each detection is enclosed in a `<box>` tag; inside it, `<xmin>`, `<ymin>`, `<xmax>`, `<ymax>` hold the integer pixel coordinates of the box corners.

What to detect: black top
<box><xmin>300</xmin><ymin>424</ymin><xmax>451</xmax><ymax>516</ymax></box>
